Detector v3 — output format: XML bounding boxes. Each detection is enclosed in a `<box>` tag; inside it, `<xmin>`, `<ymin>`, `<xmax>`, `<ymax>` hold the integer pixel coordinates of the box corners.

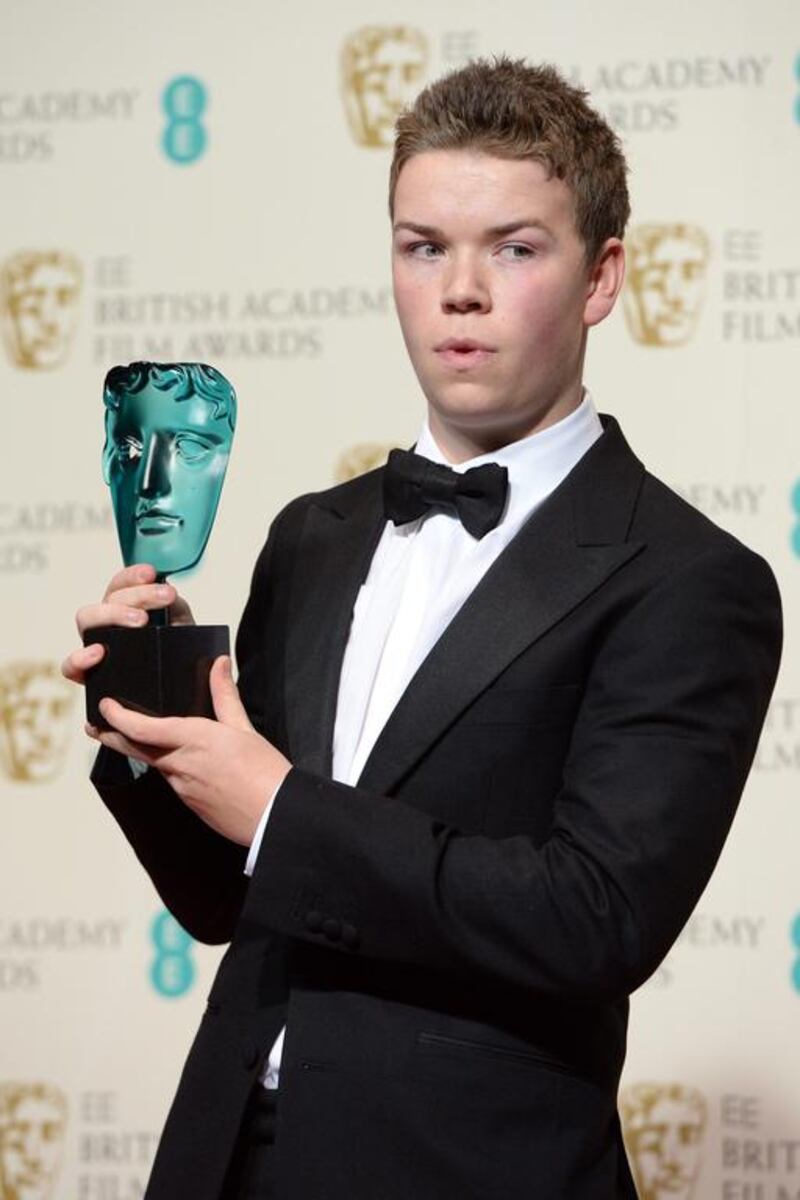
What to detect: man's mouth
<box><xmin>434</xmin><ymin>338</ymin><xmax>495</xmax><ymax>367</ymax></box>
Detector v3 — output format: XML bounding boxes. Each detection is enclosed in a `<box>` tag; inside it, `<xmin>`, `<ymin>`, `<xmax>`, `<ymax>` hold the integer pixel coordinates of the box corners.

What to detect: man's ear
<box><xmin>583</xmin><ymin>238</ymin><xmax>625</xmax><ymax>328</ymax></box>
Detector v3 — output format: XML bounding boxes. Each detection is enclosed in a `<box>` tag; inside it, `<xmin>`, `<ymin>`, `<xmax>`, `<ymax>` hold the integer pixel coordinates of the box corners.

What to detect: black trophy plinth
<box><xmin>84</xmin><ymin>623</ymin><xmax>230</xmax><ymax>730</ymax></box>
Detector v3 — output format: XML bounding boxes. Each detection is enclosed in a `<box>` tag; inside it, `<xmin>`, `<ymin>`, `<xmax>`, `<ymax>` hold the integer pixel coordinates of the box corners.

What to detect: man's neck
<box><xmin>427</xmin><ymin>385</ymin><xmax>585</xmax><ymax>464</ymax></box>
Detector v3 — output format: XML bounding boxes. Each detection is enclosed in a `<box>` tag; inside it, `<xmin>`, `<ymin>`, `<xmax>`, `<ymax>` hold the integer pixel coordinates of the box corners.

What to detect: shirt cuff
<box><xmin>244</xmin><ymin>780</ymin><xmax>284</xmax><ymax>876</ymax></box>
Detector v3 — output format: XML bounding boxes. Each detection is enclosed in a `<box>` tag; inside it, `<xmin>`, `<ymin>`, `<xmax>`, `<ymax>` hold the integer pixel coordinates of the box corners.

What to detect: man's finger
<box><xmin>209</xmin><ymin>656</ymin><xmax>254</xmax><ymax>732</ymax></box>
<box><xmin>101</xmin><ymin>563</ymin><xmax>157</xmax><ymax>601</ymax></box>
<box><xmin>61</xmin><ymin>642</ymin><xmax>105</xmax><ymax>684</ymax></box>
<box><xmin>98</xmin><ymin>698</ymin><xmax>186</xmax><ymax>748</ymax></box>
<box><xmin>93</xmin><ymin>726</ymin><xmax>160</xmax><ymax>765</ymax></box>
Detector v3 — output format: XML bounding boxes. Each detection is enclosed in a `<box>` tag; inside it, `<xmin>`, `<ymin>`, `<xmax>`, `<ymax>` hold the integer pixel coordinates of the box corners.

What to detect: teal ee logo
<box><xmin>149</xmin><ymin>909</ymin><xmax>196</xmax><ymax>997</ymax></box>
<box><xmin>162</xmin><ymin>76</ymin><xmax>208</xmax><ymax>164</ymax></box>
<box><xmin>791</xmin><ymin>913</ymin><xmax>800</xmax><ymax>990</ymax></box>
<box><xmin>796</xmin><ymin>55</ymin><xmax>800</xmax><ymax>124</ymax></box>
<box><xmin>791</xmin><ymin>480</ymin><xmax>800</xmax><ymax>557</ymax></box>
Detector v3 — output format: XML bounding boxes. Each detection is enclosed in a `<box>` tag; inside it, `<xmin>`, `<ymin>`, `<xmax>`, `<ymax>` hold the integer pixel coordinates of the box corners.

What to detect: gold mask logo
<box><xmin>0</xmin><ymin>1082</ymin><xmax>68</xmax><ymax>1200</ymax></box>
<box><xmin>0</xmin><ymin>662</ymin><xmax>75</xmax><ymax>784</ymax></box>
<box><xmin>341</xmin><ymin>26</ymin><xmax>428</xmax><ymax>148</ymax></box>
<box><xmin>0</xmin><ymin>250</ymin><xmax>83</xmax><ymax>369</ymax></box>
<box><xmin>620</xmin><ymin>1082</ymin><xmax>708</xmax><ymax>1200</ymax></box>
<box><xmin>623</xmin><ymin>225</ymin><xmax>710</xmax><ymax>347</ymax></box>
<box><xmin>335</xmin><ymin>442</ymin><xmax>399</xmax><ymax>483</ymax></box>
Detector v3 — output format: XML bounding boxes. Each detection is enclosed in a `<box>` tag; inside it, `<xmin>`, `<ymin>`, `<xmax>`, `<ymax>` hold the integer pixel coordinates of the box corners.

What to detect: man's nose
<box><xmin>140</xmin><ymin>432</ymin><xmax>172</xmax><ymax>499</ymax></box>
<box><xmin>441</xmin><ymin>254</ymin><xmax>491</xmax><ymax>314</ymax></box>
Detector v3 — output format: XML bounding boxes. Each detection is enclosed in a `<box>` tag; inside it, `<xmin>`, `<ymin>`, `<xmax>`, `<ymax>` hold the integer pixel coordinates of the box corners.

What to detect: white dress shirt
<box><xmin>247</xmin><ymin>392</ymin><xmax>604</xmax><ymax>1088</ymax></box>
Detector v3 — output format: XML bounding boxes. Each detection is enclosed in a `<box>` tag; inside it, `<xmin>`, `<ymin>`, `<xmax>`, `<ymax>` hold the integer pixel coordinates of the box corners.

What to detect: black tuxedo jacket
<box><xmin>93</xmin><ymin>417</ymin><xmax>782</xmax><ymax>1200</ymax></box>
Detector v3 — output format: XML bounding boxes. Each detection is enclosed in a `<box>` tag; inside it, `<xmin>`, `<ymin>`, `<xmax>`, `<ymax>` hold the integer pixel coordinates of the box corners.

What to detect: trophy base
<box><xmin>83</xmin><ymin>624</ymin><xmax>230</xmax><ymax>731</ymax></box>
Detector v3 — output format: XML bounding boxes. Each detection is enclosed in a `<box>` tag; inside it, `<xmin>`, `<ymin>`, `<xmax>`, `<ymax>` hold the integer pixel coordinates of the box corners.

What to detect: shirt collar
<box><xmin>413</xmin><ymin>392</ymin><xmax>604</xmax><ymax>528</ymax></box>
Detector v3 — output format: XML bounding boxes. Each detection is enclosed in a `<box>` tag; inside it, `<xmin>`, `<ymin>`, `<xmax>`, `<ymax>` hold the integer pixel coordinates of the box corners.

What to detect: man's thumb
<box><xmin>210</xmin><ymin>656</ymin><xmax>253</xmax><ymax>731</ymax></box>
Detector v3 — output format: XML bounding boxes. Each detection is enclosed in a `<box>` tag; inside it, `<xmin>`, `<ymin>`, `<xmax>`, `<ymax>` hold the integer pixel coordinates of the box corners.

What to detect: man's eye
<box><xmin>499</xmin><ymin>244</ymin><xmax>535</xmax><ymax>261</ymax></box>
<box><xmin>175</xmin><ymin>435</ymin><xmax>213</xmax><ymax>463</ymax></box>
<box><xmin>115</xmin><ymin>438</ymin><xmax>142</xmax><ymax>463</ymax></box>
<box><xmin>407</xmin><ymin>242</ymin><xmax>443</xmax><ymax>259</ymax></box>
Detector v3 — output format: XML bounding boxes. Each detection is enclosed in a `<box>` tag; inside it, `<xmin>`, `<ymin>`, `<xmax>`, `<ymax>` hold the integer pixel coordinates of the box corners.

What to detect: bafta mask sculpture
<box><xmin>620</xmin><ymin>1082</ymin><xmax>708</xmax><ymax>1200</ymax></box>
<box><xmin>623</xmin><ymin>224</ymin><xmax>710</xmax><ymax>347</ymax></box>
<box><xmin>102</xmin><ymin>361</ymin><xmax>236</xmax><ymax>578</ymax></box>
<box><xmin>0</xmin><ymin>251</ymin><xmax>82</xmax><ymax>370</ymax></box>
<box><xmin>0</xmin><ymin>1083</ymin><xmax>68</xmax><ymax>1200</ymax></box>
<box><xmin>85</xmin><ymin>362</ymin><xmax>236</xmax><ymax>727</ymax></box>
<box><xmin>341</xmin><ymin>26</ymin><xmax>428</xmax><ymax>148</ymax></box>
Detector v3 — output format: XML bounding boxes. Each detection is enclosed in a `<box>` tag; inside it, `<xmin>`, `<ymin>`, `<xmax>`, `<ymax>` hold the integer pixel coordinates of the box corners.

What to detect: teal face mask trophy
<box><xmin>84</xmin><ymin>361</ymin><xmax>236</xmax><ymax>728</ymax></box>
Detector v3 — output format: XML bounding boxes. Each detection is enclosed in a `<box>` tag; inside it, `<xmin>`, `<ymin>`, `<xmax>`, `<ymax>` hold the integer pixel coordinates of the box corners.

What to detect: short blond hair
<box><xmin>390</xmin><ymin>56</ymin><xmax>630</xmax><ymax>260</ymax></box>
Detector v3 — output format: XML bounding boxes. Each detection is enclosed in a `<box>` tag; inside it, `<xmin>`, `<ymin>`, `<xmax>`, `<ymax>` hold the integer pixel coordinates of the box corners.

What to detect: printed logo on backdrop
<box><xmin>0</xmin><ymin>250</ymin><xmax>82</xmax><ymax>368</ymax></box>
<box><xmin>161</xmin><ymin>76</ymin><xmax>208</xmax><ymax>165</ymax></box>
<box><xmin>623</xmin><ymin>225</ymin><xmax>710</xmax><ymax>346</ymax></box>
<box><xmin>0</xmin><ymin>501</ymin><xmax>112</xmax><ymax>576</ymax></box>
<box><xmin>0</xmin><ymin>663</ymin><xmax>75</xmax><ymax>783</ymax></box>
<box><xmin>795</xmin><ymin>54</ymin><xmax>800</xmax><ymax>124</ymax></box>
<box><xmin>149</xmin><ymin>909</ymin><xmax>196</xmax><ymax>998</ymax></box>
<box><xmin>721</xmin><ymin>228</ymin><xmax>800</xmax><ymax>342</ymax></box>
<box><xmin>0</xmin><ymin>1082</ymin><xmax>68</xmax><ymax>1200</ymax></box>
<box><xmin>0</xmin><ymin>90</ymin><xmax>139</xmax><ymax>164</ymax></box>
<box><xmin>643</xmin><ymin>911</ymin><xmax>765</xmax><ymax>989</ymax></box>
<box><xmin>340</xmin><ymin>27</ymin><xmax>480</xmax><ymax>148</ymax></box>
<box><xmin>0</xmin><ymin>918</ymin><xmax>126</xmax><ymax>993</ymax></box>
<box><xmin>670</xmin><ymin>483</ymin><xmax>765</xmax><ymax>533</ymax></box>
<box><xmin>620</xmin><ymin>227</ymin><xmax>800</xmax><ymax>347</ymax></box>
<box><xmin>790</xmin><ymin>481</ymin><xmax>800</xmax><ymax>557</ymax></box>
<box><xmin>570</xmin><ymin>56</ymin><xmax>770</xmax><ymax>134</ymax></box>
<box><xmin>0</xmin><ymin>1087</ymin><xmax>160</xmax><ymax>1197</ymax></box>
<box><xmin>620</xmin><ymin>1083</ymin><xmax>708</xmax><ymax>1200</ymax></box>
<box><xmin>753</xmin><ymin>697</ymin><xmax>800</xmax><ymax>772</ymax></box>
<box><xmin>790</xmin><ymin>913</ymin><xmax>800</xmax><ymax>993</ymax></box>
<box><xmin>341</xmin><ymin>27</ymin><xmax>429</xmax><ymax>148</ymax></box>
<box><xmin>91</xmin><ymin>254</ymin><xmax>393</xmax><ymax>365</ymax></box>
<box><xmin>78</xmin><ymin>1090</ymin><xmax>159</xmax><ymax>1196</ymax></box>
<box><xmin>335</xmin><ymin>442</ymin><xmax>399</xmax><ymax>483</ymax></box>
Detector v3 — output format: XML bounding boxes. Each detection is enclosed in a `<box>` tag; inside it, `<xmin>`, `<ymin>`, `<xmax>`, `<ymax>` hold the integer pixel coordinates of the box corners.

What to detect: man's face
<box><xmin>2</xmin><ymin>256</ymin><xmax>81</xmax><ymax>369</ymax></box>
<box><xmin>628</xmin><ymin>1098</ymin><xmax>705</xmax><ymax>1199</ymax></box>
<box><xmin>103</xmin><ymin>381</ymin><xmax>232</xmax><ymax>576</ymax></box>
<box><xmin>0</xmin><ymin>666</ymin><xmax>74</xmax><ymax>784</ymax></box>
<box><xmin>391</xmin><ymin>151</ymin><xmax>616</xmax><ymax>459</ymax></box>
<box><xmin>625</xmin><ymin>229</ymin><xmax>708</xmax><ymax>346</ymax></box>
<box><xmin>0</xmin><ymin>1095</ymin><xmax>66</xmax><ymax>1200</ymax></box>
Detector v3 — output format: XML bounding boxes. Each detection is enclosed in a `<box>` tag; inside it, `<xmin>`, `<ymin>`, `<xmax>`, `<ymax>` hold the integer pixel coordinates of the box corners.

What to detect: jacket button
<box><xmin>305</xmin><ymin>910</ymin><xmax>323</xmax><ymax>932</ymax></box>
<box><xmin>341</xmin><ymin>923</ymin><xmax>359</xmax><ymax>949</ymax></box>
<box><xmin>322</xmin><ymin>917</ymin><xmax>341</xmax><ymax>941</ymax></box>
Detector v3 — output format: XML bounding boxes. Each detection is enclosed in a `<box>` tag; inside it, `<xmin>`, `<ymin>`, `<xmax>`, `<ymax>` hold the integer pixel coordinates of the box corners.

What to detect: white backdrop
<box><xmin>1</xmin><ymin>2</ymin><xmax>798</xmax><ymax>1197</ymax></box>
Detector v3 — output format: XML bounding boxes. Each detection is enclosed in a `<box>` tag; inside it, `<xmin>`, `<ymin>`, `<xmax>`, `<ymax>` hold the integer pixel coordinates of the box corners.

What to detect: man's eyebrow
<box><xmin>392</xmin><ymin>222</ymin><xmax>442</xmax><ymax>238</ymax></box>
<box><xmin>392</xmin><ymin>219</ymin><xmax>554</xmax><ymax>238</ymax></box>
<box><xmin>487</xmin><ymin>219</ymin><xmax>554</xmax><ymax>238</ymax></box>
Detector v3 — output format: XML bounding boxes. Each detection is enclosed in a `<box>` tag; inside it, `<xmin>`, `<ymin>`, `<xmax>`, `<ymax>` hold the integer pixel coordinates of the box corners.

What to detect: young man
<box><xmin>63</xmin><ymin>59</ymin><xmax>781</xmax><ymax>1200</ymax></box>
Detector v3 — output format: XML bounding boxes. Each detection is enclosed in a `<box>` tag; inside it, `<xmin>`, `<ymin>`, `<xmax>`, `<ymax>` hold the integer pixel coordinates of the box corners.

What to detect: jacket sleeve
<box><xmin>241</xmin><ymin>543</ymin><xmax>782</xmax><ymax>1001</ymax></box>
<box><xmin>91</xmin><ymin>499</ymin><xmax>299</xmax><ymax>944</ymax></box>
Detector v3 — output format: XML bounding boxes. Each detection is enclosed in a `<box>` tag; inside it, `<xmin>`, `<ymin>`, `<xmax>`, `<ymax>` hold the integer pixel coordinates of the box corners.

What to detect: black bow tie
<box><xmin>383</xmin><ymin>448</ymin><xmax>508</xmax><ymax>539</ymax></box>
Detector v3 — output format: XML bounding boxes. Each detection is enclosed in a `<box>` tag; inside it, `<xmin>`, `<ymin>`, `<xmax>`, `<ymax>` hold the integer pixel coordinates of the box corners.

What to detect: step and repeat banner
<box><xmin>1</xmin><ymin>1</ymin><xmax>798</xmax><ymax>1196</ymax></box>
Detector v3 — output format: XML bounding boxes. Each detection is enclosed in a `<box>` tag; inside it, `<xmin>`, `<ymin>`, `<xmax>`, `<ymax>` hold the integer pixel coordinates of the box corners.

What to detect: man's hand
<box><xmin>87</xmin><ymin>656</ymin><xmax>291</xmax><ymax>846</ymax></box>
<box><xmin>62</xmin><ymin>563</ymin><xmax>194</xmax><ymax>687</ymax></box>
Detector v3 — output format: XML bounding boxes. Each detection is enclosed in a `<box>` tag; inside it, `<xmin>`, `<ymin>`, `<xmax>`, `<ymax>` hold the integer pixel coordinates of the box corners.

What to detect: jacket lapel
<box><xmin>283</xmin><ymin>417</ymin><xmax>646</xmax><ymax>793</ymax></box>
<box><xmin>283</xmin><ymin>471</ymin><xmax>385</xmax><ymax>776</ymax></box>
<box><xmin>356</xmin><ymin>417</ymin><xmax>646</xmax><ymax>795</ymax></box>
